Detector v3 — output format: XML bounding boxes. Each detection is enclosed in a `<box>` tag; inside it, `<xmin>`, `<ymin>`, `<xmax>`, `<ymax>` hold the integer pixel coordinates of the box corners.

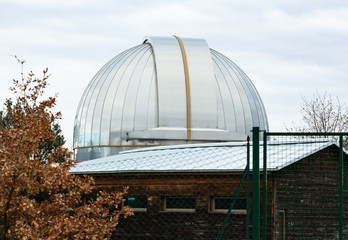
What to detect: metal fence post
<box><xmin>252</xmin><ymin>127</ymin><xmax>260</xmax><ymax>239</ymax></box>
<box><xmin>339</xmin><ymin>135</ymin><xmax>343</xmax><ymax>240</ymax></box>
<box><xmin>262</xmin><ymin>132</ymin><xmax>267</xmax><ymax>240</ymax></box>
<box><xmin>247</xmin><ymin>136</ymin><xmax>250</xmax><ymax>240</ymax></box>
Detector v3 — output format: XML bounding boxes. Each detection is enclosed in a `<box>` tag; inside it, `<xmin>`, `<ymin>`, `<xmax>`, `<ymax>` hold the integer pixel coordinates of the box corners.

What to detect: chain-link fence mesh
<box><xmin>262</xmin><ymin>133</ymin><xmax>348</xmax><ymax>240</ymax></box>
<box><xmin>72</xmin><ymin>132</ymin><xmax>348</xmax><ymax>239</ymax></box>
<box><xmin>82</xmin><ymin>143</ymin><xmax>251</xmax><ymax>240</ymax></box>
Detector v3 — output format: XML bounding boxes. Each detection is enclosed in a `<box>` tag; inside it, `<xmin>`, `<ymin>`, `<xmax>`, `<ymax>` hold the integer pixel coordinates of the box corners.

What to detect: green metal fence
<box><xmin>77</xmin><ymin>128</ymin><xmax>348</xmax><ymax>239</ymax></box>
<box><xmin>88</xmin><ymin>142</ymin><xmax>253</xmax><ymax>239</ymax></box>
<box><xmin>251</xmin><ymin>128</ymin><xmax>348</xmax><ymax>240</ymax></box>
<box><xmin>217</xmin><ymin>138</ymin><xmax>251</xmax><ymax>240</ymax></box>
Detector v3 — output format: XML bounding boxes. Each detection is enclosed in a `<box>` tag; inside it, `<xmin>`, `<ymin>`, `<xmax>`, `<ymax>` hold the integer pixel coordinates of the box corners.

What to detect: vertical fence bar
<box><xmin>252</xmin><ymin>127</ymin><xmax>260</xmax><ymax>240</ymax></box>
<box><xmin>246</xmin><ymin>136</ymin><xmax>250</xmax><ymax>240</ymax></box>
<box><xmin>217</xmin><ymin>167</ymin><xmax>249</xmax><ymax>240</ymax></box>
<box><xmin>339</xmin><ymin>134</ymin><xmax>343</xmax><ymax>240</ymax></box>
<box><xmin>262</xmin><ymin>132</ymin><xmax>267</xmax><ymax>240</ymax></box>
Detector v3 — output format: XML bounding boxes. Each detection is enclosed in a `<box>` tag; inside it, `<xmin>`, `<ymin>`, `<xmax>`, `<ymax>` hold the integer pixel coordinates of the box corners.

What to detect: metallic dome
<box><xmin>74</xmin><ymin>36</ymin><xmax>268</xmax><ymax>161</ymax></box>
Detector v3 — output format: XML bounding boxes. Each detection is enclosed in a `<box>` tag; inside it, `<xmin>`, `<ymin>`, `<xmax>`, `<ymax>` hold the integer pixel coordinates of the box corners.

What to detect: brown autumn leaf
<box><xmin>0</xmin><ymin>69</ymin><xmax>133</xmax><ymax>240</ymax></box>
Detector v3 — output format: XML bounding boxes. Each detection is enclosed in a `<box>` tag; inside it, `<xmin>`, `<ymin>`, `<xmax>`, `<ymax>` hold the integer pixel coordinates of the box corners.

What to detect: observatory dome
<box><xmin>74</xmin><ymin>36</ymin><xmax>268</xmax><ymax>161</ymax></box>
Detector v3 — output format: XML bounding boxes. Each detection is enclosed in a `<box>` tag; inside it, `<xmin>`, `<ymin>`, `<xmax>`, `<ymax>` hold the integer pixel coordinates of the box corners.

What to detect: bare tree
<box><xmin>287</xmin><ymin>91</ymin><xmax>348</xmax><ymax>148</ymax></box>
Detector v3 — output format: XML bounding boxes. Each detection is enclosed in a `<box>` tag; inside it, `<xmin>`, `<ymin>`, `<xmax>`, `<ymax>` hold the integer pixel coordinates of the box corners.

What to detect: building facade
<box><xmin>71</xmin><ymin>140</ymin><xmax>347</xmax><ymax>239</ymax></box>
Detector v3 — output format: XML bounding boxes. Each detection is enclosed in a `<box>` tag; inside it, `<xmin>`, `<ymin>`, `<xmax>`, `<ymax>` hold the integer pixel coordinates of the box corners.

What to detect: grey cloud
<box><xmin>0</xmin><ymin>0</ymin><xmax>347</xmax><ymax>146</ymax></box>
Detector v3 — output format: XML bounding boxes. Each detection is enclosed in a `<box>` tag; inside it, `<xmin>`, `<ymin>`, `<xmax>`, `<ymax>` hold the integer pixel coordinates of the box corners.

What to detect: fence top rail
<box><xmin>264</xmin><ymin>132</ymin><xmax>348</xmax><ymax>137</ymax></box>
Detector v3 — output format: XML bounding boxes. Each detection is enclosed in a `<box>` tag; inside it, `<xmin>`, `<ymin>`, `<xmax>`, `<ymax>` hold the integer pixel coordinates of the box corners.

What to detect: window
<box><xmin>163</xmin><ymin>197</ymin><xmax>195</xmax><ymax>212</ymax></box>
<box><xmin>211</xmin><ymin>197</ymin><xmax>247</xmax><ymax>214</ymax></box>
<box><xmin>124</xmin><ymin>197</ymin><xmax>147</xmax><ymax>212</ymax></box>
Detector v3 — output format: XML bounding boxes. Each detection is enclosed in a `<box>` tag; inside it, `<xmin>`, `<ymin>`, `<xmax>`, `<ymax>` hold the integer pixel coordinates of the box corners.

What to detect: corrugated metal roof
<box><xmin>70</xmin><ymin>140</ymin><xmax>337</xmax><ymax>174</ymax></box>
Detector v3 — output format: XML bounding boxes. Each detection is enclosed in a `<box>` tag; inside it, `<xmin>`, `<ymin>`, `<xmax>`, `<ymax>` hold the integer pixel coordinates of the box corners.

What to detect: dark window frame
<box><xmin>162</xmin><ymin>196</ymin><xmax>196</xmax><ymax>212</ymax></box>
<box><xmin>210</xmin><ymin>197</ymin><xmax>247</xmax><ymax>214</ymax></box>
<box><xmin>124</xmin><ymin>196</ymin><xmax>148</xmax><ymax>212</ymax></box>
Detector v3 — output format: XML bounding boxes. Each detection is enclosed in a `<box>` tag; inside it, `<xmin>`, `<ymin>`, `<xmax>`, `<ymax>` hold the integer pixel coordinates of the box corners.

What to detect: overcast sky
<box><xmin>1</xmin><ymin>0</ymin><xmax>347</xmax><ymax>149</ymax></box>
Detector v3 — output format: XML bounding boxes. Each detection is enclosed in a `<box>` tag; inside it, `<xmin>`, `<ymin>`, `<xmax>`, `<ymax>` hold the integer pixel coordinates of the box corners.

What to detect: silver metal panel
<box><xmin>76</xmin><ymin>64</ymin><xmax>103</xmax><ymax>146</ymax></box>
<box><xmin>181</xmin><ymin>38</ymin><xmax>217</xmax><ymax>129</ymax></box>
<box><xmin>73</xmin><ymin>36</ymin><xmax>269</xmax><ymax>161</ymax></box>
<box><xmin>144</xmin><ymin>36</ymin><xmax>187</xmax><ymax>128</ymax></box>
<box><xmin>215</xmin><ymin>79</ymin><xmax>226</xmax><ymax>130</ymax></box>
<box><xmin>222</xmin><ymin>53</ymin><xmax>269</xmax><ymax>131</ymax></box>
<box><xmin>128</xmin><ymin>127</ymin><xmax>187</xmax><ymax>140</ymax></box>
<box><xmin>226</xmin><ymin>58</ymin><xmax>260</xmax><ymax>128</ymax></box>
<box><xmin>91</xmin><ymin>49</ymin><xmax>138</xmax><ymax>146</ymax></box>
<box><xmin>99</xmin><ymin>46</ymin><xmax>143</xmax><ymax>145</ymax></box>
<box><xmin>71</xmin><ymin>140</ymin><xmax>334</xmax><ymax>172</ymax></box>
<box><xmin>127</xmin><ymin>127</ymin><xmax>246</xmax><ymax>141</ymax></box>
<box><xmin>121</xmin><ymin>47</ymin><xmax>152</xmax><ymax>133</ymax></box>
<box><xmin>211</xmin><ymin>54</ymin><xmax>237</xmax><ymax>131</ymax></box>
<box><xmin>96</xmin><ymin>47</ymin><xmax>145</xmax><ymax>146</ymax></box>
<box><xmin>146</xmin><ymin>69</ymin><xmax>158</xmax><ymax>129</ymax></box>
<box><xmin>134</xmin><ymin>47</ymin><xmax>156</xmax><ymax>131</ymax></box>
<box><xmin>211</xmin><ymin>50</ymin><xmax>245</xmax><ymax>132</ymax></box>
<box><xmin>108</xmin><ymin>46</ymin><xmax>147</xmax><ymax>145</ymax></box>
<box><xmin>190</xmin><ymin>128</ymin><xmax>246</xmax><ymax>141</ymax></box>
<box><xmin>223</xmin><ymin>60</ymin><xmax>253</xmax><ymax>133</ymax></box>
<box><xmin>80</xmin><ymin>56</ymin><xmax>115</xmax><ymax>146</ymax></box>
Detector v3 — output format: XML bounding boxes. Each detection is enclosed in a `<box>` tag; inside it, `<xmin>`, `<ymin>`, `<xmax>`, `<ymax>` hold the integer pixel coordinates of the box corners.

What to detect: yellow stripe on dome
<box><xmin>173</xmin><ymin>35</ymin><xmax>191</xmax><ymax>140</ymax></box>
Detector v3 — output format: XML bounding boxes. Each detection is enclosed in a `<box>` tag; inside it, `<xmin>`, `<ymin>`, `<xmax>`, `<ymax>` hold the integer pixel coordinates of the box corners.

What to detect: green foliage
<box><xmin>0</xmin><ymin>99</ymin><xmax>15</xmax><ymax>132</ymax></box>
<box><xmin>34</xmin><ymin>123</ymin><xmax>67</xmax><ymax>164</ymax></box>
<box><xmin>0</xmin><ymin>98</ymin><xmax>66</xmax><ymax>163</ymax></box>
